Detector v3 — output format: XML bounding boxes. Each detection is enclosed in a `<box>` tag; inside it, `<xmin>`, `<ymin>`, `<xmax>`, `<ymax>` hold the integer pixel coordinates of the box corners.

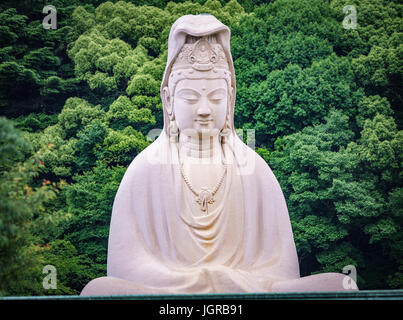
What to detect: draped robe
<box><xmin>105</xmin><ymin>131</ymin><xmax>300</xmax><ymax>293</ymax></box>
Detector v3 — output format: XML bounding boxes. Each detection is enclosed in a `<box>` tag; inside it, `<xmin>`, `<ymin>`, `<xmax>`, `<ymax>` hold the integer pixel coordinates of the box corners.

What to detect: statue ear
<box><xmin>162</xmin><ymin>86</ymin><xmax>174</xmax><ymax>120</ymax></box>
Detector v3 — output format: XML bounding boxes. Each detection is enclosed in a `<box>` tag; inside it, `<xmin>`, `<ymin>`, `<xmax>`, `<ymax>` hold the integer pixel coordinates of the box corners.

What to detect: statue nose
<box><xmin>197</xmin><ymin>100</ymin><xmax>211</xmax><ymax>117</ymax></box>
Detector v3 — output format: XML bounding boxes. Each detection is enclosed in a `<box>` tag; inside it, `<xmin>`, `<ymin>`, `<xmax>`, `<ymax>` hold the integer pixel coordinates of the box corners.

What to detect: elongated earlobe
<box><xmin>169</xmin><ymin>120</ymin><xmax>179</xmax><ymax>143</ymax></box>
<box><xmin>162</xmin><ymin>86</ymin><xmax>174</xmax><ymax>120</ymax></box>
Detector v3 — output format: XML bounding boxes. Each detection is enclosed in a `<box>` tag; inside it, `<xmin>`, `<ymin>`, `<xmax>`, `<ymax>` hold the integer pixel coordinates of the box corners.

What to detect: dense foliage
<box><xmin>0</xmin><ymin>0</ymin><xmax>401</xmax><ymax>295</ymax></box>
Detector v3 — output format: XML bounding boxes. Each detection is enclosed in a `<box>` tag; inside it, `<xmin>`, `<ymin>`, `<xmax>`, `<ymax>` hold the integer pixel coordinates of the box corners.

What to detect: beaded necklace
<box><xmin>178</xmin><ymin>139</ymin><xmax>227</xmax><ymax>214</ymax></box>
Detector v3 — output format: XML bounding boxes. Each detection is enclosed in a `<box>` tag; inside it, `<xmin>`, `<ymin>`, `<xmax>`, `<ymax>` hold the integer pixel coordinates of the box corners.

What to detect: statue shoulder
<box><xmin>232</xmin><ymin>138</ymin><xmax>273</xmax><ymax>179</ymax></box>
<box><xmin>124</xmin><ymin>141</ymin><xmax>161</xmax><ymax>177</ymax></box>
<box><xmin>237</xmin><ymin>141</ymin><xmax>279</xmax><ymax>183</ymax></box>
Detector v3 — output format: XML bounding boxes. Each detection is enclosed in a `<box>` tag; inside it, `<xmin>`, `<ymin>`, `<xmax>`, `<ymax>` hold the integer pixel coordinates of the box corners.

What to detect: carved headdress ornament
<box><xmin>171</xmin><ymin>35</ymin><xmax>230</xmax><ymax>72</ymax></box>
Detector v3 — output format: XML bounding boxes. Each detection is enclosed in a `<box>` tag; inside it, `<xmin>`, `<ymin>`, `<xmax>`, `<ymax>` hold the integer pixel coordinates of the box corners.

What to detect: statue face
<box><xmin>173</xmin><ymin>78</ymin><xmax>227</xmax><ymax>135</ymax></box>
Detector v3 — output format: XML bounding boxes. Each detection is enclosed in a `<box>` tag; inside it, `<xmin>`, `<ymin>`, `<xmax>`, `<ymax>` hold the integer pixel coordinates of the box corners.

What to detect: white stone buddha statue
<box><xmin>80</xmin><ymin>14</ymin><xmax>358</xmax><ymax>295</ymax></box>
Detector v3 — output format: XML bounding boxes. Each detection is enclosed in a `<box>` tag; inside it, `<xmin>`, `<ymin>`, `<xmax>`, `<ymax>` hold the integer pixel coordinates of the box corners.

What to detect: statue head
<box><xmin>160</xmin><ymin>15</ymin><xmax>237</xmax><ymax>142</ymax></box>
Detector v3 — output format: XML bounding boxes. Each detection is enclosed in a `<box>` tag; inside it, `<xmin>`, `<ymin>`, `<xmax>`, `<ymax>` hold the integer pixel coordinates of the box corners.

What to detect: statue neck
<box><xmin>178</xmin><ymin>131</ymin><xmax>223</xmax><ymax>164</ymax></box>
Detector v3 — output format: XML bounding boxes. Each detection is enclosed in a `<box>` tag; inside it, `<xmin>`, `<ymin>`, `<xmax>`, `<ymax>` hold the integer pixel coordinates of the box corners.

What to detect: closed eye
<box><xmin>208</xmin><ymin>88</ymin><xmax>226</xmax><ymax>103</ymax></box>
<box><xmin>177</xmin><ymin>89</ymin><xmax>200</xmax><ymax>103</ymax></box>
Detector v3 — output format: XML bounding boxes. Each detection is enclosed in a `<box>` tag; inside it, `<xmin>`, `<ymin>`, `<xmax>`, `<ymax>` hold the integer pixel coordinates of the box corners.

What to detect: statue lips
<box><xmin>195</xmin><ymin>119</ymin><xmax>213</xmax><ymax>124</ymax></box>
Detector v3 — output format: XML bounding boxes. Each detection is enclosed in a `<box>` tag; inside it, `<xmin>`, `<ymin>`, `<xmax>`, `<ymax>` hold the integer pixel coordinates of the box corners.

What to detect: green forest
<box><xmin>0</xmin><ymin>0</ymin><xmax>401</xmax><ymax>295</ymax></box>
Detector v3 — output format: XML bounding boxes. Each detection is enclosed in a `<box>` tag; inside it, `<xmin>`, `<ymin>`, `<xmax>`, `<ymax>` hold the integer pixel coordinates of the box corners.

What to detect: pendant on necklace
<box><xmin>196</xmin><ymin>187</ymin><xmax>215</xmax><ymax>214</ymax></box>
